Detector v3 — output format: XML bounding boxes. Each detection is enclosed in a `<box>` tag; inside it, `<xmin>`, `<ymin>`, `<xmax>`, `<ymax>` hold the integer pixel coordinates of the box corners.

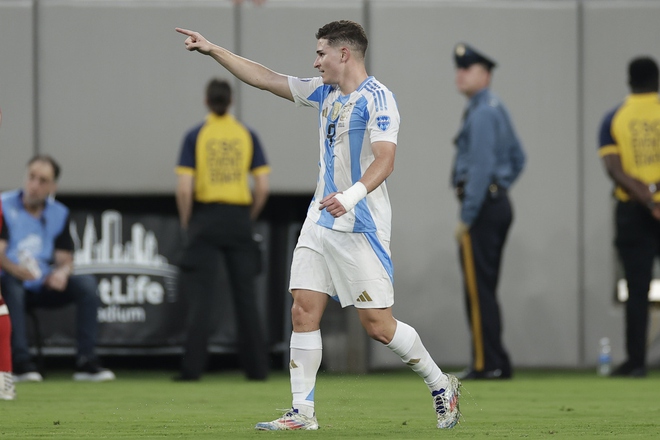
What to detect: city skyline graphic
<box><xmin>70</xmin><ymin>210</ymin><xmax>176</xmax><ymax>276</ymax></box>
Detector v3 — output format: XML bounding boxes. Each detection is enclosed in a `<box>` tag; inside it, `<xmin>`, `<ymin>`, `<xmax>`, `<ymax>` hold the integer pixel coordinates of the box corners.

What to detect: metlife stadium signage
<box><xmin>31</xmin><ymin>207</ymin><xmax>187</xmax><ymax>354</ymax></box>
<box><xmin>70</xmin><ymin>210</ymin><xmax>183</xmax><ymax>348</ymax></box>
<box><xmin>71</xmin><ymin>209</ymin><xmax>185</xmax><ymax>351</ymax></box>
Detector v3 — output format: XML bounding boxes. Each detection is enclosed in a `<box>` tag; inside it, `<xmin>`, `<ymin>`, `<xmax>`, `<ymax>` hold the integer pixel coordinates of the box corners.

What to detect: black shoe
<box><xmin>73</xmin><ymin>357</ymin><xmax>116</xmax><ymax>382</ymax></box>
<box><xmin>610</xmin><ymin>362</ymin><xmax>646</xmax><ymax>378</ymax></box>
<box><xmin>455</xmin><ymin>368</ymin><xmax>512</xmax><ymax>380</ymax></box>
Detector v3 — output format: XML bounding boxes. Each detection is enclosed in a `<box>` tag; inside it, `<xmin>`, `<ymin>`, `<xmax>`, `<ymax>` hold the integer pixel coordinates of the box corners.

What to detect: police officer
<box><xmin>598</xmin><ymin>56</ymin><xmax>660</xmax><ymax>378</ymax></box>
<box><xmin>451</xmin><ymin>43</ymin><xmax>526</xmax><ymax>380</ymax></box>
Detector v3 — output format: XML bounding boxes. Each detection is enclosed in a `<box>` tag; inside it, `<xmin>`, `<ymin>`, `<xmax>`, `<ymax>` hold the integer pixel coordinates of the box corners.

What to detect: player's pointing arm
<box><xmin>175</xmin><ymin>28</ymin><xmax>293</xmax><ymax>102</ymax></box>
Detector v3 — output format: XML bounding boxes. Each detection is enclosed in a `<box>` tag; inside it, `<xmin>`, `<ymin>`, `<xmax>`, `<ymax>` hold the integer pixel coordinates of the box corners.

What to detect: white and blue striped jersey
<box><xmin>288</xmin><ymin>75</ymin><xmax>400</xmax><ymax>236</ymax></box>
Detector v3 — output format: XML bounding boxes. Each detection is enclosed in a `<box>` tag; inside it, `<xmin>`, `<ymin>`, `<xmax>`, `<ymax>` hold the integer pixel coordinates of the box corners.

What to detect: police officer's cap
<box><xmin>454</xmin><ymin>43</ymin><xmax>497</xmax><ymax>71</ymax></box>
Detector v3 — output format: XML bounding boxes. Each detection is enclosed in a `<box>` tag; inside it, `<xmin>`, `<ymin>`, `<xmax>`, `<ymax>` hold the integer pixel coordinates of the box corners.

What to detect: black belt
<box><xmin>455</xmin><ymin>182</ymin><xmax>506</xmax><ymax>201</ymax></box>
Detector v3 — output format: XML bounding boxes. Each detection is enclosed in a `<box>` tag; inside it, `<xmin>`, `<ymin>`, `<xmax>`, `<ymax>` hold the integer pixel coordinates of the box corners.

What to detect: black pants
<box><xmin>458</xmin><ymin>192</ymin><xmax>513</xmax><ymax>374</ymax></box>
<box><xmin>615</xmin><ymin>201</ymin><xmax>660</xmax><ymax>369</ymax></box>
<box><xmin>178</xmin><ymin>203</ymin><xmax>268</xmax><ymax>380</ymax></box>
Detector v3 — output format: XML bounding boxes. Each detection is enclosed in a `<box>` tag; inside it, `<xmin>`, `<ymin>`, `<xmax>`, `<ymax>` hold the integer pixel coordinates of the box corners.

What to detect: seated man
<box><xmin>0</xmin><ymin>155</ymin><xmax>114</xmax><ymax>382</ymax></box>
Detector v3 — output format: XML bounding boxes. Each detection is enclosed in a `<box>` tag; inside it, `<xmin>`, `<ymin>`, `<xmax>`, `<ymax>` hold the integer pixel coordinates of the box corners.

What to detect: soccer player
<box><xmin>176</xmin><ymin>20</ymin><xmax>460</xmax><ymax>430</ymax></box>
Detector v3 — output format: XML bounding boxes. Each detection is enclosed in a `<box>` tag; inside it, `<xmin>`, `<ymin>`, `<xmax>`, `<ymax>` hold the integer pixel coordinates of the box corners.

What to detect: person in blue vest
<box><xmin>0</xmin><ymin>155</ymin><xmax>115</xmax><ymax>382</ymax></box>
<box><xmin>451</xmin><ymin>43</ymin><xmax>526</xmax><ymax>380</ymax></box>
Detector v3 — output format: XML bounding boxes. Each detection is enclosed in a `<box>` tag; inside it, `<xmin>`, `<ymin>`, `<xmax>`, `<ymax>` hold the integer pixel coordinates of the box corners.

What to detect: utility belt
<box><xmin>455</xmin><ymin>182</ymin><xmax>507</xmax><ymax>201</ymax></box>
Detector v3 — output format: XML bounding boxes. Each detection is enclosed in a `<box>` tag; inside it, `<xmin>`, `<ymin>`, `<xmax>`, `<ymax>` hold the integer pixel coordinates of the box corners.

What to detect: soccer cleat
<box><xmin>73</xmin><ymin>358</ymin><xmax>116</xmax><ymax>382</ymax></box>
<box><xmin>0</xmin><ymin>372</ymin><xmax>16</xmax><ymax>400</ymax></box>
<box><xmin>433</xmin><ymin>373</ymin><xmax>461</xmax><ymax>429</ymax></box>
<box><xmin>255</xmin><ymin>409</ymin><xmax>319</xmax><ymax>431</ymax></box>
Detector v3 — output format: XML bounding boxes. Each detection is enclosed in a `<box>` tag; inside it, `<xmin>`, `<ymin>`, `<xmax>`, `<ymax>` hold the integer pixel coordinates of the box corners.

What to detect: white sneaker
<box><xmin>12</xmin><ymin>361</ymin><xmax>43</xmax><ymax>383</ymax></box>
<box><xmin>0</xmin><ymin>372</ymin><xmax>16</xmax><ymax>400</ymax></box>
<box><xmin>73</xmin><ymin>358</ymin><xmax>116</xmax><ymax>382</ymax></box>
<box><xmin>255</xmin><ymin>409</ymin><xmax>319</xmax><ymax>431</ymax></box>
<box><xmin>434</xmin><ymin>373</ymin><xmax>461</xmax><ymax>429</ymax></box>
<box><xmin>13</xmin><ymin>371</ymin><xmax>43</xmax><ymax>383</ymax></box>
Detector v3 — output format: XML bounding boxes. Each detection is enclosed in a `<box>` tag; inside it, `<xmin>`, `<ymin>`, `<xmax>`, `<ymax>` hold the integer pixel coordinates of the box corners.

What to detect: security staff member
<box><xmin>451</xmin><ymin>43</ymin><xmax>526</xmax><ymax>380</ymax></box>
<box><xmin>175</xmin><ymin>78</ymin><xmax>271</xmax><ymax>381</ymax></box>
<box><xmin>598</xmin><ymin>56</ymin><xmax>660</xmax><ymax>378</ymax></box>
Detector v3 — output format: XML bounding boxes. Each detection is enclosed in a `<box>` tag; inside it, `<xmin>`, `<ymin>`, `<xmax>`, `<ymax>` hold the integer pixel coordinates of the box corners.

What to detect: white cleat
<box><xmin>255</xmin><ymin>409</ymin><xmax>319</xmax><ymax>431</ymax></box>
<box><xmin>433</xmin><ymin>373</ymin><xmax>461</xmax><ymax>429</ymax></box>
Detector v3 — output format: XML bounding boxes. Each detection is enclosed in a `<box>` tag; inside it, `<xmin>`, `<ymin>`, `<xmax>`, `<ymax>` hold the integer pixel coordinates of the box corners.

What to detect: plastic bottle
<box><xmin>18</xmin><ymin>250</ymin><xmax>42</xmax><ymax>279</ymax></box>
<box><xmin>598</xmin><ymin>337</ymin><xmax>612</xmax><ymax>376</ymax></box>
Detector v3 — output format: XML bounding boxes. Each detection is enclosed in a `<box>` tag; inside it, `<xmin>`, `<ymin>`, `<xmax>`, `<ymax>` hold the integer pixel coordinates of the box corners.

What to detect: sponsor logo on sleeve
<box><xmin>376</xmin><ymin>115</ymin><xmax>391</xmax><ymax>131</ymax></box>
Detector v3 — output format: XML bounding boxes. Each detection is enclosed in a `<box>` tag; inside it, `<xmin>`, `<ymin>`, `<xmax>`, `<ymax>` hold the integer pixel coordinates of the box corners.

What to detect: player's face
<box><xmin>23</xmin><ymin>161</ymin><xmax>57</xmax><ymax>208</ymax></box>
<box><xmin>314</xmin><ymin>39</ymin><xmax>343</xmax><ymax>84</ymax></box>
<box><xmin>455</xmin><ymin>64</ymin><xmax>490</xmax><ymax>97</ymax></box>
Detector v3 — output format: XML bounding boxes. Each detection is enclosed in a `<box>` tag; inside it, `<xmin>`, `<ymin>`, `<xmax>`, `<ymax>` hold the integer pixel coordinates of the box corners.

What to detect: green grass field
<box><xmin>2</xmin><ymin>368</ymin><xmax>660</xmax><ymax>439</ymax></box>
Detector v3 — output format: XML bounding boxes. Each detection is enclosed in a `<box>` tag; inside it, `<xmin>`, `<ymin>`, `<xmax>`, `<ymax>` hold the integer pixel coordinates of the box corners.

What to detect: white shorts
<box><xmin>289</xmin><ymin>218</ymin><xmax>394</xmax><ymax>308</ymax></box>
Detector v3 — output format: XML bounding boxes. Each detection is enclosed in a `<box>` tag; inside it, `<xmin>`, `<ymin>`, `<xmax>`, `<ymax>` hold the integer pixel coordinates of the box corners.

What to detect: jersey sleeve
<box><xmin>249</xmin><ymin>129</ymin><xmax>271</xmax><ymax>175</ymax></box>
<box><xmin>288</xmin><ymin>76</ymin><xmax>326</xmax><ymax>109</ymax></box>
<box><xmin>175</xmin><ymin>125</ymin><xmax>202</xmax><ymax>175</ymax></box>
<box><xmin>54</xmin><ymin>213</ymin><xmax>74</xmax><ymax>252</ymax></box>
<box><xmin>367</xmin><ymin>89</ymin><xmax>400</xmax><ymax>145</ymax></box>
<box><xmin>598</xmin><ymin>106</ymin><xmax>620</xmax><ymax>157</ymax></box>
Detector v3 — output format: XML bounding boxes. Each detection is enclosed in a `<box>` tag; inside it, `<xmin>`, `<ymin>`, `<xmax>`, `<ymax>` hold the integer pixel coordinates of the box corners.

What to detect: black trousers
<box><xmin>178</xmin><ymin>203</ymin><xmax>269</xmax><ymax>380</ymax></box>
<box><xmin>458</xmin><ymin>192</ymin><xmax>513</xmax><ymax>374</ymax></box>
<box><xmin>615</xmin><ymin>201</ymin><xmax>660</xmax><ymax>369</ymax></box>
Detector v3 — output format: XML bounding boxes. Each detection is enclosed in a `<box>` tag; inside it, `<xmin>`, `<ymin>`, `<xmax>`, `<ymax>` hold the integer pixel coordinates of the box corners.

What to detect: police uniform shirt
<box><xmin>287</xmin><ymin>75</ymin><xmax>400</xmax><ymax>236</ymax></box>
<box><xmin>176</xmin><ymin>113</ymin><xmax>270</xmax><ymax>205</ymax></box>
<box><xmin>452</xmin><ymin>88</ymin><xmax>525</xmax><ymax>225</ymax></box>
<box><xmin>598</xmin><ymin>92</ymin><xmax>660</xmax><ymax>203</ymax></box>
<box><xmin>0</xmin><ymin>190</ymin><xmax>74</xmax><ymax>291</ymax></box>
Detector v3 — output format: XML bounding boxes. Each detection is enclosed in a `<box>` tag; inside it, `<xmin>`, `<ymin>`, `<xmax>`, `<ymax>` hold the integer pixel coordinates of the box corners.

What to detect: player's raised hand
<box><xmin>175</xmin><ymin>28</ymin><xmax>213</xmax><ymax>55</ymax></box>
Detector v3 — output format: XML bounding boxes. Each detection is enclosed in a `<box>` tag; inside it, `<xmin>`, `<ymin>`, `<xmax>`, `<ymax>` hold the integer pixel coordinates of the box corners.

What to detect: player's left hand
<box><xmin>319</xmin><ymin>192</ymin><xmax>348</xmax><ymax>218</ymax></box>
<box><xmin>175</xmin><ymin>28</ymin><xmax>213</xmax><ymax>55</ymax></box>
<box><xmin>455</xmin><ymin>221</ymin><xmax>469</xmax><ymax>241</ymax></box>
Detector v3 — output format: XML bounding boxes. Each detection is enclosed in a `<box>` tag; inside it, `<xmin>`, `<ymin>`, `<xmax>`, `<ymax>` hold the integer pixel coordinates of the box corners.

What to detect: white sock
<box><xmin>386</xmin><ymin>320</ymin><xmax>448</xmax><ymax>392</ymax></box>
<box><xmin>289</xmin><ymin>330</ymin><xmax>322</xmax><ymax>418</ymax></box>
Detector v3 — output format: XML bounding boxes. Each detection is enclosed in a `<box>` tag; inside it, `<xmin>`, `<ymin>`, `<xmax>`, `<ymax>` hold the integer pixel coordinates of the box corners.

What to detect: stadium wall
<box><xmin>1</xmin><ymin>0</ymin><xmax>660</xmax><ymax>370</ymax></box>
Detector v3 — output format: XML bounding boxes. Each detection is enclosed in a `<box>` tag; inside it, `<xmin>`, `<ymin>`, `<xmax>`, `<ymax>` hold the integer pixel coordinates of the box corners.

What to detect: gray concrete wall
<box><xmin>1</xmin><ymin>0</ymin><xmax>660</xmax><ymax>369</ymax></box>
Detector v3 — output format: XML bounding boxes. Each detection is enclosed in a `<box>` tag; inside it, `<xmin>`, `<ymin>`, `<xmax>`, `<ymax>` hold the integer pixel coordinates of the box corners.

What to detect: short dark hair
<box><xmin>316</xmin><ymin>20</ymin><xmax>368</xmax><ymax>58</ymax></box>
<box><xmin>628</xmin><ymin>57</ymin><xmax>659</xmax><ymax>93</ymax></box>
<box><xmin>27</xmin><ymin>154</ymin><xmax>61</xmax><ymax>181</ymax></box>
<box><xmin>206</xmin><ymin>78</ymin><xmax>232</xmax><ymax>116</ymax></box>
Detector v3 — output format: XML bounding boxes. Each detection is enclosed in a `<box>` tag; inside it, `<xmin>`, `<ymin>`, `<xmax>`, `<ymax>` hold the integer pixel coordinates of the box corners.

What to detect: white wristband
<box><xmin>334</xmin><ymin>182</ymin><xmax>367</xmax><ymax>212</ymax></box>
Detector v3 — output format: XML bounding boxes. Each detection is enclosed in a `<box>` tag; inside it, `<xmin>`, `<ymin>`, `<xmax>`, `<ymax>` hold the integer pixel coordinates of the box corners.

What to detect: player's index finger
<box><xmin>175</xmin><ymin>28</ymin><xmax>194</xmax><ymax>37</ymax></box>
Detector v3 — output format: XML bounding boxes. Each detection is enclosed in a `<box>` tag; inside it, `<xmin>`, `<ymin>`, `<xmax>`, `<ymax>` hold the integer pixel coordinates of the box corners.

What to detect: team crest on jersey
<box><xmin>376</xmin><ymin>115</ymin><xmax>391</xmax><ymax>131</ymax></box>
<box><xmin>339</xmin><ymin>103</ymin><xmax>354</xmax><ymax>122</ymax></box>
